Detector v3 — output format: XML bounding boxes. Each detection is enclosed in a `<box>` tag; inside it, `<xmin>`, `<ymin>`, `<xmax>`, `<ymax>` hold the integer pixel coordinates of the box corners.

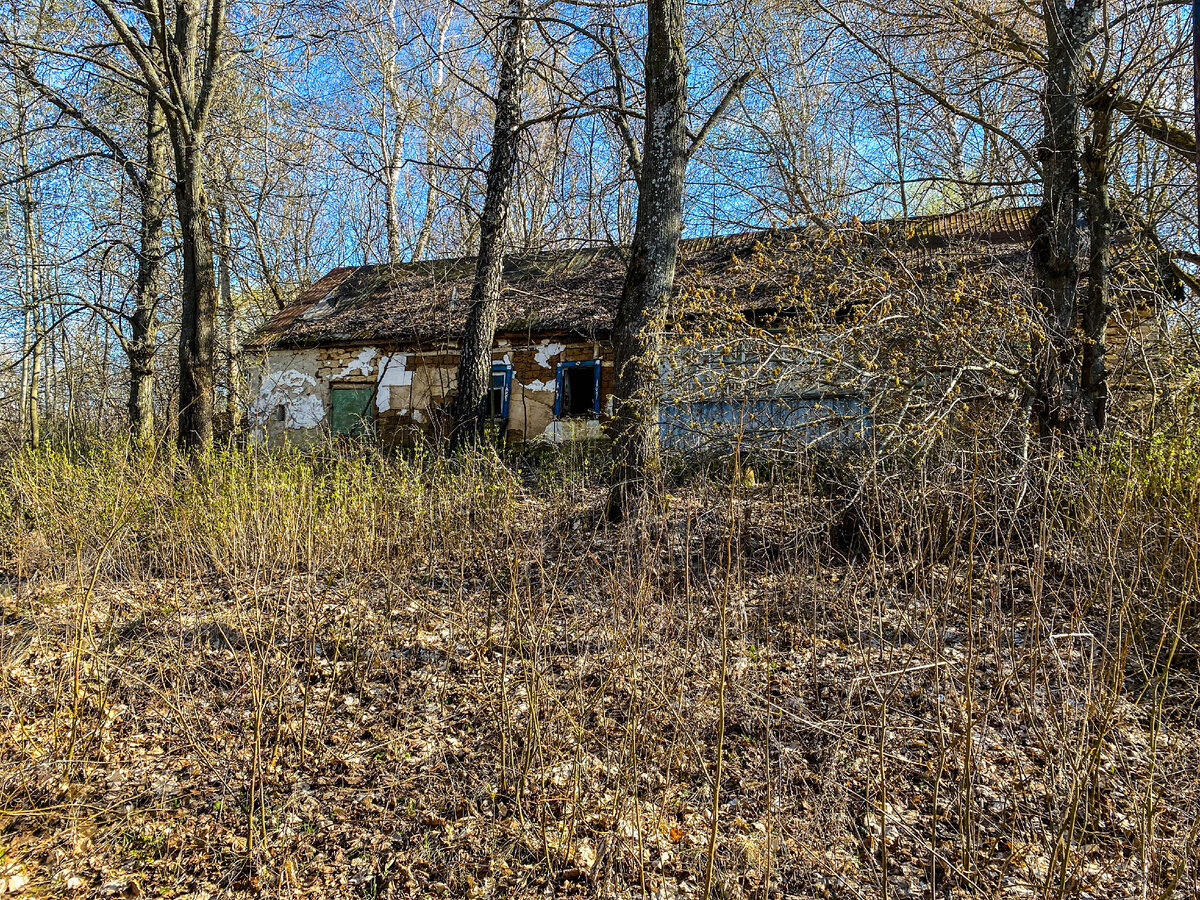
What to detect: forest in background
<box><xmin>0</xmin><ymin>0</ymin><xmax>1197</xmax><ymax>446</ymax></box>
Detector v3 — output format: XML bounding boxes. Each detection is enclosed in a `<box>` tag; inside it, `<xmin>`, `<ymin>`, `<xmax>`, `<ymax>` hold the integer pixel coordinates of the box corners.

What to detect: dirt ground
<box><xmin>1</xmin><ymin>496</ymin><xmax>1198</xmax><ymax>899</ymax></box>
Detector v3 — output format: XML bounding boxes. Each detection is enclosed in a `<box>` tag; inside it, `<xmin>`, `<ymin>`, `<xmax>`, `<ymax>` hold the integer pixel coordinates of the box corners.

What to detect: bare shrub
<box><xmin>0</xmin><ymin>422</ymin><xmax>1196</xmax><ymax>898</ymax></box>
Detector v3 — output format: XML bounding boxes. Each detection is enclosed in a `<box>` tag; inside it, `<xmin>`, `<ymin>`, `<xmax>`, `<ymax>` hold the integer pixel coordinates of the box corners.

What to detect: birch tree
<box><xmin>12</xmin><ymin>77</ymin><xmax>43</xmax><ymax>446</ymax></box>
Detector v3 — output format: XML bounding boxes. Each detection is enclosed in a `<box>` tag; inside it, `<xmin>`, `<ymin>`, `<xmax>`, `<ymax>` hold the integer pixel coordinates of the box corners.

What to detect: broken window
<box><xmin>489</xmin><ymin>364</ymin><xmax>513</xmax><ymax>421</ymax></box>
<box><xmin>329</xmin><ymin>385</ymin><xmax>375</xmax><ymax>437</ymax></box>
<box><xmin>554</xmin><ymin>360</ymin><xmax>601</xmax><ymax>418</ymax></box>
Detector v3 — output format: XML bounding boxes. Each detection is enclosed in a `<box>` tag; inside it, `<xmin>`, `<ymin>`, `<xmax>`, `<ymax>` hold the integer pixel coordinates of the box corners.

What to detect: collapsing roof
<box><xmin>249</xmin><ymin>207</ymin><xmax>1040</xmax><ymax>351</ymax></box>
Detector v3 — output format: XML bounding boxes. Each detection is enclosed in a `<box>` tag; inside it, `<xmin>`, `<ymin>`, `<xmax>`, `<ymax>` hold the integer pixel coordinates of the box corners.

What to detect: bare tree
<box><xmin>91</xmin><ymin>0</ymin><xmax>228</xmax><ymax>451</ymax></box>
<box><xmin>606</xmin><ymin>0</ymin><xmax>690</xmax><ymax>515</ymax></box>
<box><xmin>448</xmin><ymin>0</ymin><xmax>530</xmax><ymax>451</ymax></box>
<box><xmin>3</xmin><ymin>34</ymin><xmax>173</xmax><ymax>444</ymax></box>
<box><xmin>127</xmin><ymin>94</ymin><xmax>168</xmax><ymax>444</ymax></box>
<box><xmin>1081</xmin><ymin>94</ymin><xmax>1114</xmax><ymax>432</ymax></box>
<box><xmin>12</xmin><ymin>76</ymin><xmax>43</xmax><ymax>446</ymax></box>
<box><xmin>805</xmin><ymin>0</ymin><xmax>1194</xmax><ymax>437</ymax></box>
<box><xmin>326</xmin><ymin>0</ymin><xmax>416</xmax><ymax>263</ymax></box>
<box><xmin>1028</xmin><ymin>0</ymin><xmax>1096</xmax><ymax>436</ymax></box>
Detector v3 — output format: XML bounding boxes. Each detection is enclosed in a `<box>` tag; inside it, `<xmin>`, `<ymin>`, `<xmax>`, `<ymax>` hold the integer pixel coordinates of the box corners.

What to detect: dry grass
<box><xmin>0</xmin><ymin>438</ymin><xmax>1197</xmax><ymax>899</ymax></box>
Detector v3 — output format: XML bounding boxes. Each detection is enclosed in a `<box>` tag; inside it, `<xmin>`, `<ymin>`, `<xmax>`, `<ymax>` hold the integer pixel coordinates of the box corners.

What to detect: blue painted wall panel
<box><xmin>658</xmin><ymin>396</ymin><xmax>872</xmax><ymax>451</ymax></box>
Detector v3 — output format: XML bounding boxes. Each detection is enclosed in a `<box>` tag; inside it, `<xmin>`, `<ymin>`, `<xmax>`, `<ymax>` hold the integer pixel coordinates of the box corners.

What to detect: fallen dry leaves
<box><xmin>0</xmin><ymin>488</ymin><xmax>1197</xmax><ymax>899</ymax></box>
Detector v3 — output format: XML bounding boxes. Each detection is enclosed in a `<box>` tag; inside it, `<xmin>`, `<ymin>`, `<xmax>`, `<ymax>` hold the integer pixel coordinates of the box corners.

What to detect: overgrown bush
<box><xmin>0</xmin><ymin>425</ymin><xmax>1196</xmax><ymax>899</ymax></box>
<box><xmin>0</xmin><ymin>442</ymin><xmax>525</xmax><ymax>580</ymax></box>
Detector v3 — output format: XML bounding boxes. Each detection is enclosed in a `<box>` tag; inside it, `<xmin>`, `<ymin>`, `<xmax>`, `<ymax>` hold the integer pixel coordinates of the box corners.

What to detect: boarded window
<box><xmin>555</xmin><ymin>361</ymin><xmax>601</xmax><ymax>418</ymax></box>
<box><xmin>329</xmin><ymin>385</ymin><xmax>374</xmax><ymax>437</ymax></box>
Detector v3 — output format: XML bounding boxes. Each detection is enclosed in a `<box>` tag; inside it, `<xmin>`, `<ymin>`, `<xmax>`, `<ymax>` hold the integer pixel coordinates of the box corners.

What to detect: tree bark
<box><xmin>1081</xmin><ymin>96</ymin><xmax>1113</xmax><ymax>433</ymax></box>
<box><xmin>411</xmin><ymin>129</ymin><xmax>439</xmax><ymax>263</ymax></box>
<box><xmin>448</xmin><ymin>0</ymin><xmax>528</xmax><ymax>453</ymax></box>
<box><xmin>411</xmin><ymin>175</ymin><xmax>437</xmax><ymax>262</ymax></box>
<box><xmin>91</xmin><ymin>0</ymin><xmax>226</xmax><ymax>452</ymax></box>
<box><xmin>173</xmin><ymin>134</ymin><xmax>219</xmax><ymax>451</ymax></box>
<box><xmin>28</xmin><ymin>307</ymin><xmax>42</xmax><ymax>446</ymax></box>
<box><xmin>15</xmin><ymin>83</ymin><xmax>42</xmax><ymax>447</ymax></box>
<box><xmin>1029</xmin><ymin>0</ymin><xmax>1095</xmax><ymax>437</ymax></box>
<box><xmin>19</xmin><ymin>304</ymin><xmax>29</xmax><ymax>439</ymax></box>
<box><xmin>384</xmin><ymin>150</ymin><xmax>404</xmax><ymax>263</ymax></box>
<box><xmin>129</xmin><ymin>93</ymin><xmax>167</xmax><ymax>445</ymax></box>
<box><xmin>606</xmin><ymin>0</ymin><xmax>690</xmax><ymax>518</ymax></box>
<box><xmin>218</xmin><ymin>202</ymin><xmax>242</xmax><ymax>429</ymax></box>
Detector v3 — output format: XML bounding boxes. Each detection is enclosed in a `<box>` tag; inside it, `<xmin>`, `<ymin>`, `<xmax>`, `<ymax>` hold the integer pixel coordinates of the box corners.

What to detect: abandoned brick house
<box><xmin>245</xmin><ymin>246</ymin><xmax>624</xmax><ymax>448</ymax></box>
<box><xmin>245</xmin><ymin>206</ymin><xmax>1167</xmax><ymax>448</ymax></box>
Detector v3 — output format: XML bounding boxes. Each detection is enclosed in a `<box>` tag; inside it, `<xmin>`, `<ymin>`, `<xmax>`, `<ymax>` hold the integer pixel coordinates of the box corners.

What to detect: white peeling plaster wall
<box><xmin>249</xmin><ymin>350</ymin><xmax>326</xmax><ymax>441</ymax></box>
<box><xmin>375</xmin><ymin>353</ymin><xmax>414</xmax><ymax>412</ymax></box>
<box><xmin>345</xmin><ymin>348</ymin><xmax>446</xmax><ymax>421</ymax></box>
<box><xmin>508</xmin><ymin>379</ymin><xmax>555</xmax><ymax>438</ymax></box>
<box><xmin>515</xmin><ymin>345</ymin><xmax>609</xmax><ymax>442</ymax></box>
<box><xmin>337</xmin><ymin>347</ymin><xmax>378</xmax><ymax>378</ymax></box>
<box><xmin>326</xmin><ymin>346</ymin><xmax>417</xmax><ymax>414</ymax></box>
<box><xmin>534</xmin><ymin>340</ymin><xmax>566</xmax><ymax>368</ymax></box>
<box><xmin>253</xmin><ymin>341</ymin><xmax>606</xmax><ymax>445</ymax></box>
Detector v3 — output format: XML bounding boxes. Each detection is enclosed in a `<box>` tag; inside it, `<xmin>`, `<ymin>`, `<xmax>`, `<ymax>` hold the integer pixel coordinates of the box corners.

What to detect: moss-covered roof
<box><xmin>248</xmin><ymin>207</ymin><xmax>1039</xmax><ymax>350</ymax></box>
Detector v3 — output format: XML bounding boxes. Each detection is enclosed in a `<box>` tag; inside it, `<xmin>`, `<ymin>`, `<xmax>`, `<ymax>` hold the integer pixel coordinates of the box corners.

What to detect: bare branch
<box><xmin>687</xmin><ymin>68</ymin><xmax>757</xmax><ymax>160</ymax></box>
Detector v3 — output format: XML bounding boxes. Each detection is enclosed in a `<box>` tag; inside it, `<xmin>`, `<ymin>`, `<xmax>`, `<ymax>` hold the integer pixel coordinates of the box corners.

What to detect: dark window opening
<box><xmin>556</xmin><ymin>361</ymin><xmax>601</xmax><ymax>418</ymax></box>
<box><xmin>487</xmin><ymin>376</ymin><xmax>504</xmax><ymax>418</ymax></box>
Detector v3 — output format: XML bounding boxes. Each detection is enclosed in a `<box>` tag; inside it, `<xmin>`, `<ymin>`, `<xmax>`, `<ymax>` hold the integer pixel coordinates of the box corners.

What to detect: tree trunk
<box><xmin>413</xmin><ymin>15</ymin><xmax>450</xmax><ymax>264</ymax></box>
<box><xmin>385</xmin><ymin>150</ymin><xmax>404</xmax><ymax>264</ymax></box>
<box><xmin>129</xmin><ymin>93</ymin><xmax>167</xmax><ymax>445</ymax></box>
<box><xmin>606</xmin><ymin>0</ymin><xmax>690</xmax><ymax>518</ymax></box>
<box><xmin>16</xmin><ymin>89</ymin><xmax>43</xmax><ymax>447</ymax></box>
<box><xmin>28</xmin><ymin>307</ymin><xmax>42</xmax><ymax>446</ymax></box>
<box><xmin>411</xmin><ymin>131</ymin><xmax>439</xmax><ymax>263</ymax></box>
<box><xmin>411</xmin><ymin>176</ymin><xmax>437</xmax><ymax>262</ymax></box>
<box><xmin>1081</xmin><ymin>96</ymin><xmax>1113</xmax><ymax>433</ymax></box>
<box><xmin>19</xmin><ymin>304</ymin><xmax>30</xmax><ymax>439</ymax></box>
<box><xmin>90</xmin><ymin>0</ymin><xmax>226</xmax><ymax>452</ymax></box>
<box><xmin>888</xmin><ymin>69</ymin><xmax>909</xmax><ymax>219</ymax></box>
<box><xmin>1029</xmin><ymin>0</ymin><xmax>1095</xmax><ymax>437</ymax></box>
<box><xmin>173</xmin><ymin>135</ymin><xmax>219</xmax><ymax>452</ymax></box>
<box><xmin>448</xmin><ymin>0</ymin><xmax>528</xmax><ymax>453</ymax></box>
<box><xmin>218</xmin><ymin>203</ymin><xmax>242</xmax><ymax>429</ymax></box>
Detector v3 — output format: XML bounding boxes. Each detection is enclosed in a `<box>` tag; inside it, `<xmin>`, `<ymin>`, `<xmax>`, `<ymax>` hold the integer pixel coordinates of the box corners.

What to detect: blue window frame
<box><xmin>554</xmin><ymin>360</ymin><xmax>602</xmax><ymax>418</ymax></box>
<box><xmin>489</xmin><ymin>363</ymin><xmax>513</xmax><ymax>420</ymax></box>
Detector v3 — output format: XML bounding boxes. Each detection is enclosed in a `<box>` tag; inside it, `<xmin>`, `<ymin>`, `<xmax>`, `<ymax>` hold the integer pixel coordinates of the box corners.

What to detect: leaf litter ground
<box><xmin>1</xmin><ymin>491</ymin><xmax>1197</xmax><ymax>899</ymax></box>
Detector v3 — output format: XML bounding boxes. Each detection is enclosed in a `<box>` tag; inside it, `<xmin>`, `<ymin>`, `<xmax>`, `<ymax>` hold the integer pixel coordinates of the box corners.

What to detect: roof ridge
<box><xmin>354</xmin><ymin>205</ymin><xmax>1040</xmax><ymax>272</ymax></box>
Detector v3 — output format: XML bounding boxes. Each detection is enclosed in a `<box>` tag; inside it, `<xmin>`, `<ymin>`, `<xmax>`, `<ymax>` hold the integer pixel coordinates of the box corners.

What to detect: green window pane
<box><xmin>330</xmin><ymin>386</ymin><xmax>375</xmax><ymax>436</ymax></box>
